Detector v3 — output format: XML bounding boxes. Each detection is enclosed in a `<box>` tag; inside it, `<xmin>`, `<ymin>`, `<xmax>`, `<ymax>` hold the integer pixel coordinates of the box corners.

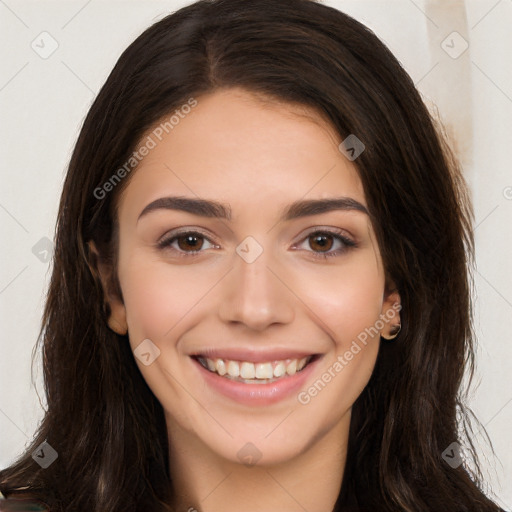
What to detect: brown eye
<box><xmin>157</xmin><ymin>231</ymin><xmax>217</xmax><ymax>254</ymax></box>
<box><xmin>177</xmin><ymin>234</ymin><xmax>204</xmax><ymax>251</ymax></box>
<box><xmin>293</xmin><ymin>229</ymin><xmax>357</xmax><ymax>259</ymax></box>
<box><xmin>308</xmin><ymin>233</ymin><xmax>334</xmax><ymax>252</ymax></box>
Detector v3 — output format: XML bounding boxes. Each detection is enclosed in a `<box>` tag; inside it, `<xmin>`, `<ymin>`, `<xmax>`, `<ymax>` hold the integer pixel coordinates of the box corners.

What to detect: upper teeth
<box><xmin>200</xmin><ymin>357</ymin><xmax>310</xmax><ymax>380</ymax></box>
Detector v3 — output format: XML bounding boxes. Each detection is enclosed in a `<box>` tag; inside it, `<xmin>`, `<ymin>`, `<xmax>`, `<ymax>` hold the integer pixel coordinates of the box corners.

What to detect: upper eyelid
<box><xmin>291</xmin><ymin>230</ymin><xmax>356</xmax><ymax>251</ymax></box>
<box><xmin>158</xmin><ymin>227</ymin><xmax>217</xmax><ymax>244</ymax></box>
<box><xmin>296</xmin><ymin>226</ymin><xmax>354</xmax><ymax>239</ymax></box>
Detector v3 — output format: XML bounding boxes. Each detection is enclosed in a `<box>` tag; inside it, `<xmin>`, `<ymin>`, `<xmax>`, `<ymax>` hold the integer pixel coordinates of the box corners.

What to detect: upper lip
<box><xmin>190</xmin><ymin>348</ymin><xmax>318</xmax><ymax>363</ymax></box>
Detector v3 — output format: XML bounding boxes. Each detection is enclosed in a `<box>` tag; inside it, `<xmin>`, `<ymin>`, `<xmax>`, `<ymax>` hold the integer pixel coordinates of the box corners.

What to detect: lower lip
<box><xmin>191</xmin><ymin>356</ymin><xmax>321</xmax><ymax>406</ymax></box>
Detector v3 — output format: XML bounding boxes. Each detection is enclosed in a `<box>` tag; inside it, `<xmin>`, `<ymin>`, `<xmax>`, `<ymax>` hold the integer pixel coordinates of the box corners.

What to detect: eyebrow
<box><xmin>137</xmin><ymin>196</ymin><xmax>369</xmax><ymax>223</ymax></box>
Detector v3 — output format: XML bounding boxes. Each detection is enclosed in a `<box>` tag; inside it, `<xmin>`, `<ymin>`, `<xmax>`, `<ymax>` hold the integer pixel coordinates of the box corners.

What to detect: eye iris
<box><xmin>177</xmin><ymin>234</ymin><xmax>203</xmax><ymax>251</ymax></box>
<box><xmin>309</xmin><ymin>233</ymin><xmax>333</xmax><ymax>252</ymax></box>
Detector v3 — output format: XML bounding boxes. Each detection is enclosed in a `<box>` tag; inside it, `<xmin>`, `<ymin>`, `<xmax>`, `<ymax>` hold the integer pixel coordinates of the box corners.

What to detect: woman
<box><xmin>0</xmin><ymin>0</ymin><xmax>504</xmax><ymax>510</ymax></box>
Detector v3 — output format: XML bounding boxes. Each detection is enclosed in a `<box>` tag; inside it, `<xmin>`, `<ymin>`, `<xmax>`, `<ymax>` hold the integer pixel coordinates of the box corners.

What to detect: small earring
<box><xmin>381</xmin><ymin>323</ymin><xmax>401</xmax><ymax>341</ymax></box>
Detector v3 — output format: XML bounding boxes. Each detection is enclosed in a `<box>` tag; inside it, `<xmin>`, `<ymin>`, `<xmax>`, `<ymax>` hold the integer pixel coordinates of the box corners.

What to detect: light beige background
<box><xmin>0</xmin><ymin>0</ymin><xmax>510</xmax><ymax>508</ymax></box>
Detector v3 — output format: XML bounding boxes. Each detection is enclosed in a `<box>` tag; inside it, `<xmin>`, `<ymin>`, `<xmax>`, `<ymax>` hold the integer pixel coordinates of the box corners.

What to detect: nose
<box><xmin>217</xmin><ymin>247</ymin><xmax>295</xmax><ymax>331</ymax></box>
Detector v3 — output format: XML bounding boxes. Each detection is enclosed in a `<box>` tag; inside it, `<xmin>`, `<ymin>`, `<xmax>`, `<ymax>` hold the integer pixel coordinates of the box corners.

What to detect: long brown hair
<box><xmin>0</xmin><ymin>0</ymin><xmax>502</xmax><ymax>510</ymax></box>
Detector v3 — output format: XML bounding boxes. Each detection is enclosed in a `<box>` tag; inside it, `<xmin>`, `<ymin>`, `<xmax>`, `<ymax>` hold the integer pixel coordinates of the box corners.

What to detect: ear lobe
<box><xmin>107</xmin><ymin>315</ymin><xmax>128</xmax><ymax>336</ymax></box>
<box><xmin>87</xmin><ymin>240</ymin><xmax>128</xmax><ymax>336</ymax></box>
<box><xmin>380</xmin><ymin>286</ymin><xmax>402</xmax><ymax>341</ymax></box>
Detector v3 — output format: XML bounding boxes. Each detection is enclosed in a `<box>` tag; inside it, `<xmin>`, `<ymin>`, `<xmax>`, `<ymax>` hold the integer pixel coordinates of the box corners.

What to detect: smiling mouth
<box><xmin>192</xmin><ymin>355</ymin><xmax>320</xmax><ymax>384</ymax></box>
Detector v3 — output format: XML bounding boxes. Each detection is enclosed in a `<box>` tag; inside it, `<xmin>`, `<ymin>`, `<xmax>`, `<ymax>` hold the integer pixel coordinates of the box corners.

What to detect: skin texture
<box><xmin>95</xmin><ymin>88</ymin><xmax>400</xmax><ymax>512</ymax></box>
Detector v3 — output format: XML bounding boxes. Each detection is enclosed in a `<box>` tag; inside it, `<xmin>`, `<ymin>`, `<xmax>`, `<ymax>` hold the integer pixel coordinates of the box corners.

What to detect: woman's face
<box><xmin>105</xmin><ymin>87</ymin><xmax>400</xmax><ymax>466</ymax></box>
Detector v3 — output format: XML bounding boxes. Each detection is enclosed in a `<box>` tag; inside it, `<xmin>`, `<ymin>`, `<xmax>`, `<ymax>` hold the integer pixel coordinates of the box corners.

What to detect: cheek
<box><xmin>118</xmin><ymin>252</ymin><xmax>222</xmax><ymax>342</ymax></box>
<box><xmin>291</xmin><ymin>253</ymin><xmax>385</xmax><ymax>347</ymax></box>
<box><xmin>293</xmin><ymin>259</ymin><xmax>384</xmax><ymax>424</ymax></box>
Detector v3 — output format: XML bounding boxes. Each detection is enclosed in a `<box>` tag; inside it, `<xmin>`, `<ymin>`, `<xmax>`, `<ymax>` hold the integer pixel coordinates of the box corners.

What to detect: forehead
<box><xmin>116</xmin><ymin>88</ymin><xmax>366</xmax><ymax>221</ymax></box>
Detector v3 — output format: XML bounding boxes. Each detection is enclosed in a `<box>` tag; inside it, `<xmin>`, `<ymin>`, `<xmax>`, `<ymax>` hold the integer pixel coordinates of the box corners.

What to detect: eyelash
<box><xmin>156</xmin><ymin>230</ymin><xmax>218</xmax><ymax>259</ymax></box>
<box><xmin>295</xmin><ymin>229</ymin><xmax>357</xmax><ymax>259</ymax></box>
<box><xmin>156</xmin><ymin>228</ymin><xmax>357</xmax><ymax>260</ymax></box>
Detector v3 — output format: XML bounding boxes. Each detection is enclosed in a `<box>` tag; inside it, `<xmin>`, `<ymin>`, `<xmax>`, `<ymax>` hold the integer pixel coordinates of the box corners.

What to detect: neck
<box><xmin>166</xmin><ymin>413</ymin><xmax>350</xmax><ymax>512</ymax></box>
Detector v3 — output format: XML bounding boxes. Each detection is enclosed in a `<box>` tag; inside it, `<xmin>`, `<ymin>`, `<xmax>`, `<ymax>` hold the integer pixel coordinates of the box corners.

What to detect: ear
<box><xmin>87</xmin><ymin>240</ymin><xmax>128</xmax><ymax>336</ymax></box>
<box><xmin>380</xmin><ymin>281</ymin><xmax>401</xmax><ymax>340</ymax></box>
